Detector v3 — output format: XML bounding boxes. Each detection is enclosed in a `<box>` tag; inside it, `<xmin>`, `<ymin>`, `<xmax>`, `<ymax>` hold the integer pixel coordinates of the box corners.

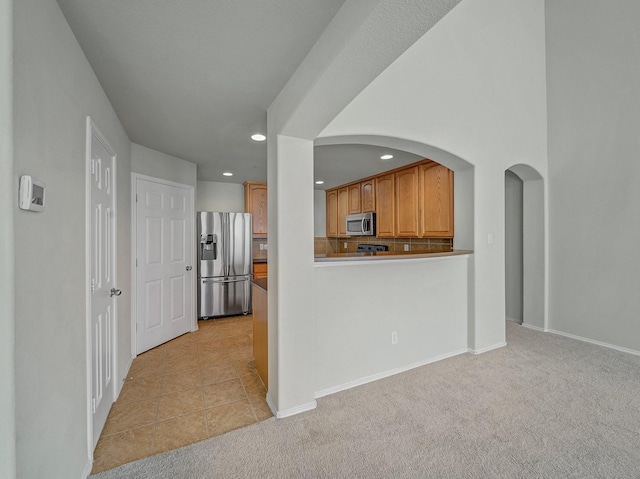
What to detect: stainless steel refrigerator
<box><xmin>197</xmin><ymin>212</ymin><xmax>252</xmax><ymax>318</ymax></box>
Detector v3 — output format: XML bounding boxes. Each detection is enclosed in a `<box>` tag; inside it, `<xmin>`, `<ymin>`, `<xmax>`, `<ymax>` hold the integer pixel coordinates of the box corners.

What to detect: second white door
<box><xmin>135</xmin><ymin>177</ymin><xmax>194</xmax><ymax>354</ymax></box>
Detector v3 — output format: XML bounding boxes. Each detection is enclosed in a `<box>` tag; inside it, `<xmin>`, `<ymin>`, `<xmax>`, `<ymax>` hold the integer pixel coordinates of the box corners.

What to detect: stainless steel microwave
<box><xmin>346</xmin><ymin>212</ymin><xmax>375</xmax><ymax>236</ymax></box>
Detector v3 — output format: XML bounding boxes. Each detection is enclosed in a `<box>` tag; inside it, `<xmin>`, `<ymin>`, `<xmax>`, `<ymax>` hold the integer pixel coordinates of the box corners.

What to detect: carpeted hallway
<box><xmin>90</xmin><ymin>322</ymin><xmax>640</xmax><ymax>478</ymax></box>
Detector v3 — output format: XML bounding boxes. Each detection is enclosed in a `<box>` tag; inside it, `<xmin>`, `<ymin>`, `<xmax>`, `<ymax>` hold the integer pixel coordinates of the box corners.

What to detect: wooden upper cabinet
<box><xmin>324</xmin><ymin>158</ymin><xmax>454</xmax><ymax>239</ymax></box>
<box><xmin>361</xmin><ymin>179</ymin><xmax>376</xmax><ymax>212</ymax></box>
<box><xmin>325</xmin><ymin>189</ymin><xmax>338</xmax><ymax>237</ymax></box>
<box><xmin>348</xmin><ymin>183</ymin><xmax>361</xmax><ymax>214</ymax></box>
<box><xmin>337</xmin><ymin>187</ymin><xmax>349</xmax><ymax>236</ymax></box>
<box><xmin>419</xmin><ymin>163</ymin><xmax>454</xmax><ymax>237</ymax></box>
<box><xmin>376</xmin><ymin>173</ymin><xmax>395</xmax><ymax>237</ymax></box>
<box><xmin>395</xmin><ymin>166</ymin><xmax>419</xmax><ymax>237</ymax></box>
<box><xmin>243</xmin><ymin>181</ymin><xmax>268</xmax><ymax>237</ymax></box>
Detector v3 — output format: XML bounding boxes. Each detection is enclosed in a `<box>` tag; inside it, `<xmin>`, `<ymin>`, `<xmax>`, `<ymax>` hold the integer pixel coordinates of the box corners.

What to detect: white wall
<box><xmin>266</xmin><ymin>0</ymin><xmax>463</xmax><ymax>414</ymax></box>
<box><xmin>320</xmin><ymin>0</ymin><xmax>547</xmax><ymax>353</ymax></box>
<box><xmin>265</xmin><ymin>0</ymin><xmax>547</xmax><ymax>415</ymax></box>
<box><xmin>314</xmin><ymin>256</ymin><xmax>469</xmax><ymax>393</ymax></box>
<box><xmin>505</xmin><ymin>171</ymin><xmax>523</xmax><ymax>322</ymax></box>
<box><xmin>13</xmin><ymin>0</ymin><xmax>131</xmax><ymax>477</ymax></box>
<box><xmin>196</xmin><ymin>181</ymin><xmax>244</xmax><ymax>212</ymax></box>
<box><xmin>0</xmin><ymin>0</ymin><xmax>15</xmax><ymax>477</ymax></box>
<box><xmin>131</xmin><ymin>142</ymin><xmax>196</xmax><ymax>187</ymax></box>
<box><xmin>313</xmin><ymin>190</ymin><xmax>326</xmax><ymax>237</ymax></box>
<box><xmin>546</xmin><ymin>1</ymin><xmax>640</xmax><ymax>351</ymax></box>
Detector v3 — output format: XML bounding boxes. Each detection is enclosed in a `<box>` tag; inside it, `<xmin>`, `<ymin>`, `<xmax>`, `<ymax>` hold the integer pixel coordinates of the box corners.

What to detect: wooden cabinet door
<box><xmin>348</xmin><ymin>183</ymin><xmax>361</xmax><ymax>214</ymax></box>
<box><xmin>376</xmin><ymin>173</ymin><xmax>395</xmax><ymax>237</ymax></box>
<box><xmin>337</xmin><ymin>187</ymin><xmax>349</xmax><ymax>236</ymax></box>
<box><xmin>326</xmin><ymin>189</ymin><xmax>338</xmax><ymax>237</ymax></box>
<box><xmin>419</xmin><ymin>163</ymin><xmax>454</xmax><ymax>237</ymax></box>
<box><xmin>253</xmin><ymin>262</ymin><xmax>268</xmax><ymax>279</ymax></box>
<box><xmin>395</xmin><ymin>166</ymin><xmax>419</xmax><ymax>237</ymax></box>
<box><xmin>361</xmin><ymin>179</ymin><xmax>375</xmax><ymax>212</ymax></box>
<box><xmin>244</xmin><ymin>182</ymin><xmax>268</xmax><ymax>237</ymax></box>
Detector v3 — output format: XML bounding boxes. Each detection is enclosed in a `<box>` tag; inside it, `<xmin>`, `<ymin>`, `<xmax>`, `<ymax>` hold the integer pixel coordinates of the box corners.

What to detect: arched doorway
<box><xmin>505</xmin><ymin>164</ymin><xmax>546</xmax><ymax>331</ymax></box>
<box><xmin>505</xmin><ymin>170</ymin><xmax>524</xmax><ymax>324</ymax></box>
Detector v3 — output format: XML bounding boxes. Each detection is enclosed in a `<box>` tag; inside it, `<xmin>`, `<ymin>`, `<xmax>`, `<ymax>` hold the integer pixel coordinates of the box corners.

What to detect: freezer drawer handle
<box><xmin>201</xmin><ymin>278</ymin><xmax>248</xmax><ymax>284</ymax></box>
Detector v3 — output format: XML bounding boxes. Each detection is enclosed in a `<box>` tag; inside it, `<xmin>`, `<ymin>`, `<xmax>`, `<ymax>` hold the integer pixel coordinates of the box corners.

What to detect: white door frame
<box><xmin>130</xmin><ymin>173</ymin><xmax>197</xmax><ymax>357</ymax></box>
<box><xmin>85</xmin><ymin>117</ymin><xmax>118</xmax><ymax>462</ymax></box>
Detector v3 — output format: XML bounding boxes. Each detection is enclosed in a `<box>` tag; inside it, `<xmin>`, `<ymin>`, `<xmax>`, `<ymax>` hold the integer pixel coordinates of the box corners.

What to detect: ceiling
<box><xmin>56</xmin><ymin>0</ymin><xmax>423</xmax><ymax>188</ymax></box>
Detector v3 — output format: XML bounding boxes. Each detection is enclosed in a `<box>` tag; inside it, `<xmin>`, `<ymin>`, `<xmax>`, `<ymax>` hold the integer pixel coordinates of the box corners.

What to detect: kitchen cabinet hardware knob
<box><xmin>186</xmin><ymin>265</ymin><xmax>192</xmax><ymax>271</ymax></box>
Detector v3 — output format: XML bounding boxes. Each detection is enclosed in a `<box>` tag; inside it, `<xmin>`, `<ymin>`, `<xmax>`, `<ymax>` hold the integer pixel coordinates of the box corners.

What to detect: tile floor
<box><xmin>91</xmin><ymin>315</ymin><xmax>272</xmax><ymax>474</ymax></box>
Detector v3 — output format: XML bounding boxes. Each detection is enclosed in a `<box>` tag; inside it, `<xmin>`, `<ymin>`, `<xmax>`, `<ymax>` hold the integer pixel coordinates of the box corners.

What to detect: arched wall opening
<box><xmin>314</xmin><ymin>135</ymin><xmax>476</xmax><ymax>251</ymax></box>
<box><xmin>505</xmin><ymin>164</ymin><xmax>546</xmax><ymax>331</ymax></box>
<box><xmin>314</xmin><ymin>135</ymin><xmax>478</xmax><ymax>397</ymax></box>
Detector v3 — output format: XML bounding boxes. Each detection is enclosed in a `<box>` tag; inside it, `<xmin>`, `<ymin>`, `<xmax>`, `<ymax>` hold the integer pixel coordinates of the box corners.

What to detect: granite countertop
<box><xmin>314</xmin><ymin>249</ymin><xmax>473</xmax><ymax>262</ymax></box>
<box><xmin>253</xmin><ymin>258</ymin><xmax>268</xmax><ymax>264</ymax></box>
<box><xmin>251</xmin><ymin>277</ymin><xmax>268</xmax><ymax>292</ymax></box>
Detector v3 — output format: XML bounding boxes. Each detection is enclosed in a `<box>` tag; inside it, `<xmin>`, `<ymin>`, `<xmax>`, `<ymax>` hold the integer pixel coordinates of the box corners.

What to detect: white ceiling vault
<box><xmin>56</xmin><ymin>0</ymin><xmax>458</xmax><ymax>188</ymax></box>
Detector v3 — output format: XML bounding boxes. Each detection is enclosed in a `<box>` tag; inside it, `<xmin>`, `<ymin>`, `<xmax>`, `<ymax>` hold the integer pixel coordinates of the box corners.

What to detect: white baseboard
<box><xmin>547</xmin><ymin>329</ymin><xmax>640</xmax><ymax>357</ymax></box>
<box><xmin>521</xmin><ymin>322</ymin><xmax>545</xmax><ymax>333</ymax></box>
<box><xmin>470</xmin><ymin>342</ymin><xmax>507</xmax><ymax>355</ymax></box>
<box><xmin>265</xmin><ymin>393</ymin><xmax>276</xmax><ymax>417</ymax></box>
<box><xmin>314</xmin><ymin>348</ymin><xmax>469</xmax><ymax>399</ymax></box>
<box><xmin>81</xmin><ymin>458</ymin><xmax>92</xmax><ymax>479</ymax></box>
<box><xmin>266</xmin><ymin>393</ymin><xmax>317</xmax><ymax>419</ymax></box>
<box><xmin>116</xmin><ymin>355</ymin><xmax>135</xmax><ymax>398</ymax></box>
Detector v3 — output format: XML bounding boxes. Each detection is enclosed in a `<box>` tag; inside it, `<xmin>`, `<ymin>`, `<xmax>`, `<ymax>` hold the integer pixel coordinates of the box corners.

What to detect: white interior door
<box><xmin>89</xmin><ymin>126</ymin><xmax>117</xmax><ymax>450</ymax></box>
<box><xmin>135</xmin><ymin>177</ymin><xmax>194</xmax><ymax>354</ymax></box>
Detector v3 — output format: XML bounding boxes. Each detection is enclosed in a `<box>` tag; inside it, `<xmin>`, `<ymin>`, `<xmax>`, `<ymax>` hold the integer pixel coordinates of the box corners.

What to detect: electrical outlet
<box><xmin>259</xmin><ymin>244</ymin><xmax>264</xmax><ymax>251</ymax></box>
<box><xmin>263</xmin><ymin>244</ymin><xmax>267</xmax><ymax>250</ymax></box>
<box><xmin>404</xmin><ymin>244</ymin><xmax>409</xmax><ymax>252</ymax></box>
<box><xmin>344</xmin><ymin>242</ymin><xmax>347</xmax><ymax>249</ymax></box>
<box><xmin>391</xmin><ymin>331</ymin><xmax>398</xmax><ymax>345</ymax></box>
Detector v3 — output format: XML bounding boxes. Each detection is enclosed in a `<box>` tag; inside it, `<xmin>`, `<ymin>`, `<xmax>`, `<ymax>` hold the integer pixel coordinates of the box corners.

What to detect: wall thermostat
<box><xmin>19</xmin><ymin>175</ymin><xmax>45</xmax><ymax>212</ymax></box>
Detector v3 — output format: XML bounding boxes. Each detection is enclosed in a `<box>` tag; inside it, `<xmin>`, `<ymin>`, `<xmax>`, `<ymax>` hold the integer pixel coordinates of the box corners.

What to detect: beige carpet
<box><xmin>91</xmin><ymin>322</ymin><xmax>640</xmax><ymax>478</ymax></box>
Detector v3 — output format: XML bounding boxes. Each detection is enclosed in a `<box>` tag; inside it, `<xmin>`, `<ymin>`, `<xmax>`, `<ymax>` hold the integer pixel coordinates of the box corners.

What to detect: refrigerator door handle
<box><xmin>201</xmin><ymin>277</ymin><xmax>250</xmax><ymax>284</ymax></box>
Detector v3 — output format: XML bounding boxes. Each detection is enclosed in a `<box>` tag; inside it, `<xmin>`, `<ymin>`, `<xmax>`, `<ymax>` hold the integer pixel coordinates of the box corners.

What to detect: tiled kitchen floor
<box><xmin>91</xmin><ymin>315</ymin><xmax>272</xmax><ymax>474</ymax></box>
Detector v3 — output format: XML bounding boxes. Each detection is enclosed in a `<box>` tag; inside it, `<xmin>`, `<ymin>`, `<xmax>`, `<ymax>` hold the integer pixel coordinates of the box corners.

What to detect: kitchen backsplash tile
<box><xmin>252</xmin><ymin>238</ymin><xmax>268</xmax><ymax>261</ymax></box>
<box><xmin>314</xmin><ymin>237</ymin><xmax>453</xmax><ymax>254</ymax></box>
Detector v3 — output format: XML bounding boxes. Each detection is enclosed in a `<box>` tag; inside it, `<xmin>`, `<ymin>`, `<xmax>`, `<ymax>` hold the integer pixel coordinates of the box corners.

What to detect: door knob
<box><xmin>110</xmin><ymin>288</ymin><xmax>122</xmax><ymax>297</ymax></box>
<box><xmin>186</xmin><ymin>266</ymin><xmax>192</xmax><ymax>271</ymax></box>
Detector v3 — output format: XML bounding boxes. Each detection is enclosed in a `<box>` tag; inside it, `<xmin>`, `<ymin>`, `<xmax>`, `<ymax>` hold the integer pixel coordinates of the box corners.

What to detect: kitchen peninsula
<box><xmin>315</xmin><ymin>249</ymin><xmax>472</xmax><ymax>262</ymax></box>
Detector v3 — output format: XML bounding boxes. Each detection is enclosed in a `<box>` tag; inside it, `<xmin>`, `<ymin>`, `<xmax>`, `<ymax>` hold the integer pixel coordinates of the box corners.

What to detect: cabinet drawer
<box><xmin>253</xmin><ymin>262</ymin><xmax>268</xmax><ymax>279</ymax></box>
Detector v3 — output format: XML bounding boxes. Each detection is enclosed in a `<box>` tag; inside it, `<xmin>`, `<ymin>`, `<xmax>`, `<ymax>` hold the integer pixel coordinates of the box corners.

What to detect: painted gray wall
<box><xmin>131</xmin><ymin>142</ymin><xmax>196</xmax><ymax>187</ymax></box>
<box><xmin>13</xmin><ymin>0</ymin><xmax>131</xmax><ymax>477</ymax></box>
<box><xmin>196</xmin><ymin>181</ymin><xmax>244</xmax><ymax>212</ymax></box>
<box><xmin>320</xmin><ymin>0</ymin><xmax>547</xmax><ymax>356</ymax></box>
<box><xmin>315</xmin><ymin>256</ymin><xmax>469</xmax><ymax>393</ymax></box>
<box><xmin>505</xmin><ymin>170</ymin><xmax>523</xmax><ymax>322</ymax></box>
<box><xmin>546</xmin><ymin>0</ymin><xmax>640</xmax><ymax>351</ymax></box>
<box><xmin>0</xmin><ymin>0</ymin><xmax>16</xmax><ymax>477</ymax></box>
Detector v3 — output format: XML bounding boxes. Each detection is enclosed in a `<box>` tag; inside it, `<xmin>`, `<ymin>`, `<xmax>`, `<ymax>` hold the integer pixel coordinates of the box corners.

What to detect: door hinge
<box><xmin>91</xmin><ymin>279</ymin><xmax>96</xmax><ymax>293</ymax></box>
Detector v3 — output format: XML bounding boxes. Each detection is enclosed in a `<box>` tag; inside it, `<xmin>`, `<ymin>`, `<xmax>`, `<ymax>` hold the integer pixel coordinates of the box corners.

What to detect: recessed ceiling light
<box><xmin>223</xmin><ymin>172</ymin><xmax>233</xmax><ymax>177</ymax></box>
<box><xmin>315</xmin><ymin>180</ymin><xmax>324</xmax><ymax>185</ymax></box>
<box><xmin>251</xmin><ymin>134</ymin><xmax>266</xmax><ymax>142</ymax></box>
<box><xmin>380</xmin><ymin>154</ymin><xmax>394</xmax><ymax>160</ymax></box>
